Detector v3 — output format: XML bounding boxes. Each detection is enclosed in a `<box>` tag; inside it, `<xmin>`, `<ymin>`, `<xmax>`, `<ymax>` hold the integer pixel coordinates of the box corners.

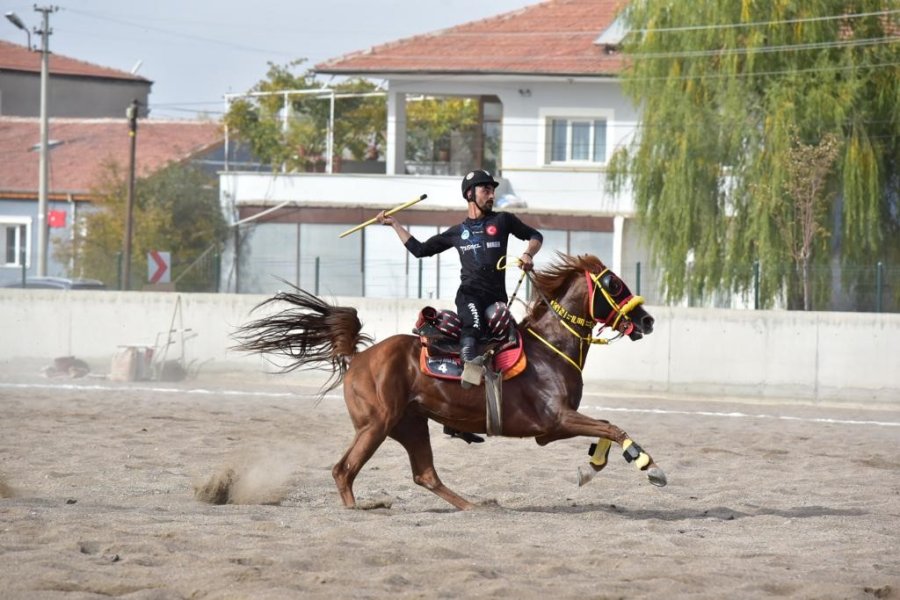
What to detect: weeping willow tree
<box><xmin>607</xmin><ymin>1</ymin><xmax>899</xmax><ymax>309</ymax></box>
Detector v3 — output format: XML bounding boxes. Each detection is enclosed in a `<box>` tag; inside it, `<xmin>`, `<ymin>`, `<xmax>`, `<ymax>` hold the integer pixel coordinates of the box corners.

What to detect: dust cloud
<box><xmin>0</xmin><ymin>474</ymin><xmax>16</xmax><ymax>498</ymax></box>
<box><xmin>194</xmin><ymin>447</ymin><xmax>298</xmax><ymax>505</ymax></box>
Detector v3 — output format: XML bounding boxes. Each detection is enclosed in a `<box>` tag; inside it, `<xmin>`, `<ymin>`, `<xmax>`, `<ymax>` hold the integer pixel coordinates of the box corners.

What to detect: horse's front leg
<box><xmin>537</xmin><ymin>410</ymin><xmax>667</xmax><ymax>488</ymax></box>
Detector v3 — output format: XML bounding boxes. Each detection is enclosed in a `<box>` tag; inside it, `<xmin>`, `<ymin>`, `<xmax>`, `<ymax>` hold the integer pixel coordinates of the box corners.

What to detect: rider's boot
<box><xmin>443</xmin><ymin>424</ymin><xmax>485</xmax><ymax>444</ymax></box>
<box><xmin>460</xmin><ymin>335</ymin><xmax>484</xmax><ymax>388</ymax></box>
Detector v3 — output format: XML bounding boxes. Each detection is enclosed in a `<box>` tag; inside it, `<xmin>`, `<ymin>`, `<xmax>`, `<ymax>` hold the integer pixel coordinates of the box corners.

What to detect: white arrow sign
<box><xmin>148</xmin><ymin>250</ymin><xmax>170</xmax><ymax>284</ymax></box>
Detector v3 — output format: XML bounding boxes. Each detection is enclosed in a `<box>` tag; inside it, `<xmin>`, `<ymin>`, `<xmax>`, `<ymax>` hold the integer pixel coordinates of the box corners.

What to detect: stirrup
<box><xmin>461</xmin><ymin>356</ymin><xmax>484</xmax><ymax>388</ymax></box>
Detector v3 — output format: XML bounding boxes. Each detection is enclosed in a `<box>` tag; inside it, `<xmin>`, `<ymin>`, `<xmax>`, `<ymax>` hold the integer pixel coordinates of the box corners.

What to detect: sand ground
<box><xmin>0</xmin><ymin>360</ymin><xmax>898</xmax><ymax>599</ymax></box>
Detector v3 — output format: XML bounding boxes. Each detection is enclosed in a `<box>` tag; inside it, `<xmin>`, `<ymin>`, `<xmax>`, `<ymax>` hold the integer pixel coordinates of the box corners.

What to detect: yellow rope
<box><xmin>527</xmin><ymin>327</ymin><xmax>583</xmax><ymax>372</ymax></box>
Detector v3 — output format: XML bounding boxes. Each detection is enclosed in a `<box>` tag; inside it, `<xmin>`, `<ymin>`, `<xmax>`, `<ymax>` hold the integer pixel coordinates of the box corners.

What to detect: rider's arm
<box><xmin>520</xmin><ymin>238</ymin><xmax>543</xmax><ymax>270</ymax></box>
<box><xmin>378</xmin><ymin>211</ymin><xmax>456</xmax><ymax>258</ymax></box>
<box><xmin>377</xmin><ymin>211</ymin><xmax>412</xmax><ymax>244</ymax></box>
<box><xmin>506</xmin><ymin>214</ymin><xmax>543</xmax><ymax>270</ymax></box>
<box><xmin>405</xmin><ymin>227</ymin><xmax>455</xmax><ymax>258</ymax></box>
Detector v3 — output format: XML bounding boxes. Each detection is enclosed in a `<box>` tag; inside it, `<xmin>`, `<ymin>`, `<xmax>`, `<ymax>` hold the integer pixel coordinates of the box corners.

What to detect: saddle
<box><xmin>413</xmin><ymin>306</ymin><xmax>527</xmax><ymax>383</ymax></box>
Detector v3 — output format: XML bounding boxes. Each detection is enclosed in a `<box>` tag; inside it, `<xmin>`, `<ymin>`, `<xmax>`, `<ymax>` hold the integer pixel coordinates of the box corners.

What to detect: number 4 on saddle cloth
<box><xmin>413</xmin><ymin>304</ymin><xmax>527</xmax><ymax>384</ymax></box>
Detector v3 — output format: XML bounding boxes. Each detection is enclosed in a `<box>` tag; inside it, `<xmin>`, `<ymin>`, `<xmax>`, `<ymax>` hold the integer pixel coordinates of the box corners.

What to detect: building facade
<box><xmin>219</xmin><ymin>0</ymin><xmax>658</xmax><ymax>302</ymax></box>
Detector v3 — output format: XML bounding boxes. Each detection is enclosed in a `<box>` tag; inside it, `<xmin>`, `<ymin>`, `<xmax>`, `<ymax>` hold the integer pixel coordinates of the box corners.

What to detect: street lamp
<box><xmin>4</xmin><ymin>12</ymin><xmax>31</xmax><ymax>48</ymax></box>
<box><xmin>5</xmin><ymin>6</ymin><xmax>57</xmax><ymax>277</ymax></box>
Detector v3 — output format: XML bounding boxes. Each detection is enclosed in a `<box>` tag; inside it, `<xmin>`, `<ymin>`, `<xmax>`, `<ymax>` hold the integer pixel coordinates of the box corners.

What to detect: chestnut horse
<box><xmin>235</xmin><ymin>254</ymin><xmax>666</xmax><ymax>510</ymax></box>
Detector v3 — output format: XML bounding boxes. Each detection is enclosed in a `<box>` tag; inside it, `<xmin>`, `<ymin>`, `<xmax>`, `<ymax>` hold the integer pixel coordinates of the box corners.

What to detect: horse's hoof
<box><xmin>577</xmin><ymin>467</ymin><xmax>595</xmax><ymax>487</ymax></box>
<box><xmin>647</xmin><ymin>467</ymin><xmax>667</xmax><ymax>487</ymax></box>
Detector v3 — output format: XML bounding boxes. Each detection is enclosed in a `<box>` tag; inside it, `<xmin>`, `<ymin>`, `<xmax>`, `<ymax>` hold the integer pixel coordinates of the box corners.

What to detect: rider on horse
<box><xmin>377</xmin><ymin>170</ymin><xmax>543</xmax><ymax>442</ymax></box>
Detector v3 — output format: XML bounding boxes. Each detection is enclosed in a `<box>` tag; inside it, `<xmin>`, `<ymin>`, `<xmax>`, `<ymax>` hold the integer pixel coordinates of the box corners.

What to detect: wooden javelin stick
<box><xmin>338</xmin><ymin>193</ymin><xmax>428</xmax><ymax>238</ymax></box>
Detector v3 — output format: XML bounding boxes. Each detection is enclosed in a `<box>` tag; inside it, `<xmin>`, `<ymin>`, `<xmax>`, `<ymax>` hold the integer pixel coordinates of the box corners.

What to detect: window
<box><xmin>1</xmin><ymin>220</ymin><xmax>29</xmax><ymax>267</ymax></box>
<box><xmin>547</xmin><ymin>118</ymin><xmax>607</xmax><ymax>164</ymax></box>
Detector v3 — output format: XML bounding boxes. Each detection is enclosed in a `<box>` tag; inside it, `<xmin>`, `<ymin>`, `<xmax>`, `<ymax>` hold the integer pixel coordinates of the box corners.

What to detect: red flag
<box><xmin>48</xmin><ymin>210</ymin><xmax>67</xmax><ymax>228</ymax></box>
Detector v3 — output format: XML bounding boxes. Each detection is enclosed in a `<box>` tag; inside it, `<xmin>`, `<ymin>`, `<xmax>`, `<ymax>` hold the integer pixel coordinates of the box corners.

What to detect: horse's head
<box><xmin>587</xmin><ymin>267</ymin><xmax>654</xmax><ymax>340</ymax></box>
<box><xmin>528</xmin><ymin>254</ymin><xmax>654</xmax><ymax>343</ymax></box>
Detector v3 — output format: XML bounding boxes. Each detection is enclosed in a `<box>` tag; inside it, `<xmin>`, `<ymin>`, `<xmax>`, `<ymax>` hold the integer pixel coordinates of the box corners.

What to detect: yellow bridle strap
<box><xmin>620</xmin><ymin>295</ymin><xmax>645</xmax><ymax>315</ymax></box>
<box><xmin>608</xmin><ymin>294</ymin><xmax>645</xmax><ymax>330</ymax></box>
<box><xmin>550</xmin><ymin>299</ymin><xmax>591</xmax><ymax>328</ymax></box>
<box><xmin>588</xmin><ymin>270</ymin><xmax>607</xmax><ymax>322</ymax></box>
<box><xmin>549</xmin><ymin>299</ymin><xmax>609</xmax><ymax>345</ymax></box>
<box><xmin>527</xmin><ymin>327</ymin><xmax>583</xmax><ymax>372</ymax></box>
<box><xmin>523</xmin><ymin>268</ymin><xmax>629</xmax><ymax>373</ymax></box>
<box><xmin>590</xmin><ymin>269</ymin><xmax>645</xmax><ymax>330</ymax></box>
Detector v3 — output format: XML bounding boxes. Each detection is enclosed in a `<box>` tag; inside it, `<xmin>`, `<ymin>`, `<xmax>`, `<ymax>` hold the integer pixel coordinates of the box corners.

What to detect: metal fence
<box><xmin>79</xmin><ymin>245</ymin><xmax>897</xmax><ymax>313</ymax></box>
<box><xmin>223</xmin><ymin>254</ymin><xmax>897</xmax><ymax>314</ymax></box>
<box><xmin>98</xmin><ymin>247</ymin><xmax>222</xmax><ymax>293</ymax></box>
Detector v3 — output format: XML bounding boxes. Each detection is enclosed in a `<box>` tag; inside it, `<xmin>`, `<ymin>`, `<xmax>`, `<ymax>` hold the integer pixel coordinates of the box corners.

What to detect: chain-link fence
<box><xmin>70</xmin><ymin>240</ymin><xmax>896</xmax><ymax>313</ymax></box>
<box><xmin>77</xmin><ymin>246</ymin><xmax>222</xmax><ymax>293</ymax></box>
<box><xmin>616</xmin><ymin>261</ymin><xmax>898</xmax><ymax>312</ymax></box>
<box><xmin>222</xmin><ymin>251</ymin><xmax>897</xmax><ymax>314</ymax></box>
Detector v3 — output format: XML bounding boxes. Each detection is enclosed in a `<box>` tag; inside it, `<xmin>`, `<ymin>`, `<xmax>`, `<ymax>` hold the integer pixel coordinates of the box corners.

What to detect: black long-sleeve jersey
<box><xmin>403</xmin><ymin>211</ymin><xmax>543</xmax><ymax>300</ymax></box>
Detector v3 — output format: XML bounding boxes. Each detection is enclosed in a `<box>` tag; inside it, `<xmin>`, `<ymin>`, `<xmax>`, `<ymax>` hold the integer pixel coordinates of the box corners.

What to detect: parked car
<box><xmin>1</xmin><ymin>276</ymin><xmax>107</xmax><ymax>290</ymax></box>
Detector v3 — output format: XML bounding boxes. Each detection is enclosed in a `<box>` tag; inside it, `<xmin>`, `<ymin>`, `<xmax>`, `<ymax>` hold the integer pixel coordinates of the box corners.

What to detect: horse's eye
<box><xmin>600</xmin><ymin>272</ymin><xmax>623</xmax><ymax>296</ymax></box>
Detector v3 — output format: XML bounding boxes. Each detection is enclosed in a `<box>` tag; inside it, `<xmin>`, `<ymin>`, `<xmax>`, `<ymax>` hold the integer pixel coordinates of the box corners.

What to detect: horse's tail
<box><xmin>233</xmin><ymin>286</ymin><xmax>372</xmax><ymax>392</ymax></box>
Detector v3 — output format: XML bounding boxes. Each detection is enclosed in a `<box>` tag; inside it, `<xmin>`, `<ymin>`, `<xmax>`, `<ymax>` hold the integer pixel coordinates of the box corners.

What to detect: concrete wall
<box><xmin>1</xmin><ymin>289</ymin><xmax>897</xmax><ymax>403</ymax></box>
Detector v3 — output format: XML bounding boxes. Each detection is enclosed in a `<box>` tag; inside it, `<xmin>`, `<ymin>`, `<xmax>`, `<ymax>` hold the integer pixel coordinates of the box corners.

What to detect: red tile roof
<box><xmin>316</xmin><ymin>0</ymin><xmax>627</xmax><ymax>77</ymax></box>
<box><xmin>0</xmin><ymin>40</ymin><xmax>150</xmax><ymax>82</ymax></box>
<box><xmin>0</xmin><ymin>117</ymin><xmax>222</xmax><ymax>197</ymax></box>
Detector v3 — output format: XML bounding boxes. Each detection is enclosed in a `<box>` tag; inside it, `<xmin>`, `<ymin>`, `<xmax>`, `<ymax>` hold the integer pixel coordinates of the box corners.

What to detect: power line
<box><xmin>56</xmin><ymin>7</ymin><xmax>900</xmax><ymax>64</ymax></box>
<box><xmin>67</xmin><ymin>8</ymin><xmax>413</xmax><ymax>37</ymax></box>
<box><xmin>627</xmin><ymin>60</ymin><xmax>900</xmax><ymax>81</ymax></box>
<box><xmin>392</xmin><ymin>58</ymin><xmax>898</xmax><ymax>89</ymax></box>
<box><xmin>149</xmin><ymin>56</ymin><xmax>899</xmax><ymax>117</ymax></box>
<box><xmin>152</xmin><ymin>101</ymin><xmax>226</xmax><ymax>107</ymax></box>
<box><xmin>422</xmin><ymin>10</ymin><xmax>900</xmax><ymax>36</ymax></box>
<box><xmin>62</xmin><ymin>7</ymin><xmax>298</xmax><ymax>58</ymax></box>
<box><xmin>323</xmin><ymin>35</ymin><xmax>898</xmax><ymax>64</ymax></box>
<box><xmin>148</xmin><ymin>106</ymin><xmax>226</xmax><ymax>116</ymax></box>
<box><xmin>629</xmin><ymin>36</ymin><xmax>898</xmax><ymax>59</ymax></box>
<box><xmin>629</xmin><ymin>9</ymin><xmax>900</xmax><ymax>34</ymax></box>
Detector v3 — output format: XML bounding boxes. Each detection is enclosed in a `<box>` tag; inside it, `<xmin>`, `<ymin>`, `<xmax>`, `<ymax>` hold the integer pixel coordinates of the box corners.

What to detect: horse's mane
<box><xmin>522</xmin><ymin>253</ymin><xmax>606</xmax><ymax>324</ymax></box>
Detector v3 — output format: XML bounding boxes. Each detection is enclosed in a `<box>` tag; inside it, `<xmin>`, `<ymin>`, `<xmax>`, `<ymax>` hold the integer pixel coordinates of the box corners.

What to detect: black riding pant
<box><xmin>455</xmin><ymin>286</ymin><xmax>505</xmax><ymax>341</ymax></box>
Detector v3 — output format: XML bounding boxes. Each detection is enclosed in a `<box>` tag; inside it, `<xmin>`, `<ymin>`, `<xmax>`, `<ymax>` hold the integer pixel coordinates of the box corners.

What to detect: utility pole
<box><xmin>8</xmin><ymin>7</ymin><xmax>58</xmax><ymax>277</ymax></box>
<box><xmin>122</xmin><ymin>99</ymin><xmax>139</xmax><ymax>290</ymax></box>
<box><xmin>34</xmin><ymin>6</ymin><xmax>58</xmax><ymax>276</ymax></box>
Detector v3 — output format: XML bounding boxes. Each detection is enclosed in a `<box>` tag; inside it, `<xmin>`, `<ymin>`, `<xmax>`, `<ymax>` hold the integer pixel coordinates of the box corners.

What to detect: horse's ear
<box><xmin>576</xmin><ymin>253</ymin><xmax>604</xmax><ymax>272</ymax></box>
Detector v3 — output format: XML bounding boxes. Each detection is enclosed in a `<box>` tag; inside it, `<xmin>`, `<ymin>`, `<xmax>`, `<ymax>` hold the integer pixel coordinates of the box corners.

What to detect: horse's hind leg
<box><xmin>389</xmin><ymin>413</ymin><xmax>476</xmax><ymax>511</ymax></box>
<box><xmin>332</xmin><ymin>424</ymin><xmax>388</xmax><ymax>508</ymax></box>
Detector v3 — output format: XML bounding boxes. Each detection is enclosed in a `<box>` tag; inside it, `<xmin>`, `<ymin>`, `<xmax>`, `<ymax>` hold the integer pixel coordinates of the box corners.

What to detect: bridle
<box><xmin>525</xmin><ymin>267</ymin><xmax>645</xmax><ymax>372</ymax></box>
<box><xmin>584</xmin><ymin>269</ymin><xmax>645</xmax><ymax>335</ymax></box>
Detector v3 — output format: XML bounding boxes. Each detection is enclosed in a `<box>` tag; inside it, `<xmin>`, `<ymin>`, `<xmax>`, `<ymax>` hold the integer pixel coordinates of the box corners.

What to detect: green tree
<box><xmin>768</xmin><ymin>131</ymin><xmax>841</xmax><ymax>310</ymax></box>
<box><xmin>55</xmin><ymin>161</ymin><xmax>227</xmax><ymax>291</ymax></box>
<box><xmin>406</xmin><ymin>96</ymin><xmax>479</xmax><ymax>163</ymax></box>
<box><xmin>224</xmin><ymin>61</ymin><xmax>386</xmax><ymax>171</ymax></box>
<box><xmin>607</xmin><ymin>1</ymin><xmax>899</xmax><ymax>308</ymax></box>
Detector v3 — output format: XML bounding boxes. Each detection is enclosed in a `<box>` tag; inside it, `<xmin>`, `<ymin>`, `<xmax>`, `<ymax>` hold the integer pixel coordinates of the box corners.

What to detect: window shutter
<box><xmin>593</xmin><ymin>120</ymin><xmax>607</xmax><ymax>163</ymax></box>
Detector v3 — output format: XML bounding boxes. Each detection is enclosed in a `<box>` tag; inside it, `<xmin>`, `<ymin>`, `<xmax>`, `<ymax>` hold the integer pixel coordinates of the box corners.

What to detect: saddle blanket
<box><xmin>418</xmin><ymin>335</ymin><xmax>527</xmax><ymax>383</ymax></box>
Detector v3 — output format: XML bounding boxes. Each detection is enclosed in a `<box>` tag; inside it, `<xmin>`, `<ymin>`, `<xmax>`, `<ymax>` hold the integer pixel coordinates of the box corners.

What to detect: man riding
<box><xmin>377</xmin><ymin>169</ymin><xmax>543</xmax><ymax>443</ymax></box>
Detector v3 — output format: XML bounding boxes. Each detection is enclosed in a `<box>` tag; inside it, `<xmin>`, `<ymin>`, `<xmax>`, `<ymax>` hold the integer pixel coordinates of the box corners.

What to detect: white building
<box><xmin>219</xmin><ymin>0</ymin><xmax>654</xmax><ymax>301</ymax></box>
